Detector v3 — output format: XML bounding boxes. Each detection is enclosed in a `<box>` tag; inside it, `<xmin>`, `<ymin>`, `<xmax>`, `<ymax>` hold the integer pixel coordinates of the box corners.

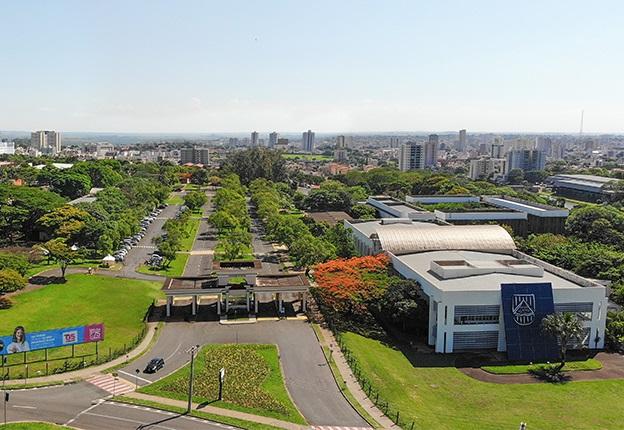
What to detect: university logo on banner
<box><xmin>512</xmin><ymin>294</ymin><xmax>535</xmax><ymax>326</ymax></box>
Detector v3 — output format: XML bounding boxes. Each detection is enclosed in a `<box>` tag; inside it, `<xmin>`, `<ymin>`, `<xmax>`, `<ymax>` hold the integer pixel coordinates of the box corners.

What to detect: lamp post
<box><xmin>135</xmin><ymin>368</ymin><xmax>140</xmax><ymax>390</ymax></box>
<box><xmin>186</xmin><ymin>345</ymin><xmax>200</xmax><ymax>414</ymax></box>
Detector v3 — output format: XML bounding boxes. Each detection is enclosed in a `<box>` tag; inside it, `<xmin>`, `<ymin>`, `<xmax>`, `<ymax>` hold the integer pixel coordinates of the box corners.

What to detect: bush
<box><xmin>0</xmin><ymin>269</ymin><xmax>27</xmax><ymax>294</ymax></box>
<box><xmin>0</xmin><ymin>253</ymin><xmax>31</xmax><ymax>276</ymax></box>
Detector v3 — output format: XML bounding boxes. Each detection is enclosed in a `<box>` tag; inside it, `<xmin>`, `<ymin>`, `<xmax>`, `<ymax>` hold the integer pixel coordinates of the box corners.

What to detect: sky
<box><xmin>2</xmin><ymin>0</ymin><xmax>624</xmax><ymax>134</ymax></box>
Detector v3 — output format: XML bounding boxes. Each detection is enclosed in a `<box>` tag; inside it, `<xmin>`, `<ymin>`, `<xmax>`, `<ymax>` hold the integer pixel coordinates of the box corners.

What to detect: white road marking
<box><xmin>117</xmin><ymin>369</ymin><xmax>152</xmax><ymax>384</ymax></box>
<box><xmin>82</xmin><ymin>411</ymin><xmax>179</xmax><ymax>429</ymax></box>
<box><xmin>12</xmin><ymin>405</ymin><xmax>36</xmax><ymax>409</ymax></box>
<box><xmin>65</xmin><ymin>401</ymin><xmax>101</xmax><ymax>425</ymax></box>
<box><xmin>164</xmin><ymin>341</ymin><xmax>182</xmax><ymax>362</ymax></box>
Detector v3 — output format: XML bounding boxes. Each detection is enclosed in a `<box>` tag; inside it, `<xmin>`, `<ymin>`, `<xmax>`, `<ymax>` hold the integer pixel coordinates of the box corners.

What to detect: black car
<box><xmin>144</xmin><ymin>357</ymin><xmax>165</xmax><ymax>373</ymax></box>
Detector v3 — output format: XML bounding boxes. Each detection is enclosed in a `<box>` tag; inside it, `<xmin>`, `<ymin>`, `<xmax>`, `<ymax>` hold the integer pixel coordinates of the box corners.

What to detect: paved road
<box><xmin>4</xmin><ymin>383</ymin><xmax>236</xmax><ymax>430</ymax></box>
<box><xmin>121</xmin><ymin>320</ymin><xmax>368</xmax><ymax>427</ymax></box>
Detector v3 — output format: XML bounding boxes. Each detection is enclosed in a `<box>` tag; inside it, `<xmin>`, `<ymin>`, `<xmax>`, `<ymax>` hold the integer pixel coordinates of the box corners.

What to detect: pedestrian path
<box><xmin>87</xmin><ymin>374</ymin><xmax>135</xmax><ymax>395</ymax></box>
<box><xmin>312</xmin><ymin>427</ymin><xmax>373</xmax><ymax>430</ymax></box>
<box><xmin>134</xmin><ymin>245</ymin><xmax>156</xmax><ymax>249</ymax></box>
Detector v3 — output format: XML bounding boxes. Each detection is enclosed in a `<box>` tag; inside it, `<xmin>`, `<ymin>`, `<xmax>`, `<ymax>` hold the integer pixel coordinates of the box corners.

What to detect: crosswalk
<box><xmin>86</xmin><ymin>374</ymin><xmax>135</xmax><ymax>395</ymax></box>
<box><xmin>134</xmin><ymin>245</ymin><xmax>156</xmax><ymax>249</ymax></box>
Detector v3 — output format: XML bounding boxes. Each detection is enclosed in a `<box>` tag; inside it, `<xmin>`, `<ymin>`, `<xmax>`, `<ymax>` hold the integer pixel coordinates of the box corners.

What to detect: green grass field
<box><xmin>282</xmin><ymin>153</ymin><xmax>332</xmax><ymax>161</ymax></box>
<box><xmin>136</xmin><ymin>253</ymin><xmax>189</xmax><ymax>277</ymax></box>
<box><xmin>213</xmin><ymin>242</ymin><xmax>254</xmax><ymax>262</ymax></box>
<box><xmin>0</xmin><ymin>274</ymin><xmax>162</xmax><ymax>379</ymax></box>
<box><xmin>26</xmin><ymin>259</ymin><xmax>105</xmax><ymax>278</ymax></box>
<box><xmin>342</xmin><ymin>332</ymin><xmax>624</xmax><ymax>430</ymax></box>
<box><xmin>139</xmin><ymin>344</ymin><xmax>305</xmax><ymax>424</ymax></box>
<box><xmin>2</xmin><ymin>423</ymin><xmax>67</xmax><ymax>430</ymax></box>
<box><xmin>165</xmin><ymin>194</ymin><xmax>185</xmax><ymax>205</ymax></box>
<box><xmin>180</xmin><ymin>217</ymin><xmax>201</xmax><ymax>252</ymax></box>
<box><xmin>482</xmin><ymin>358</ymin><xmax>602</xmax><ymax>374</ymax></box>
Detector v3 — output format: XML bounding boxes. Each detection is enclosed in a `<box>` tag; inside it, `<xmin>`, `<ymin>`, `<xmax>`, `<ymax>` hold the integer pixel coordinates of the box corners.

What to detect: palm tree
<box><xmin>541</xmin><ymin>312</ymin><xmax>584</xmax><ymax>372</ymax></box>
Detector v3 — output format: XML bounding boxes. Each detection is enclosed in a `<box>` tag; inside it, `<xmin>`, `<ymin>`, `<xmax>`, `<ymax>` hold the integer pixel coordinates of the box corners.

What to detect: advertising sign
<box><xmin>501</xmin><ymin>283</ymin><xmax>557</xmax><ymax>361</ymax></box>
<box><xmin>0</xmin><ymin>323</ymin><xmax>104</xmax><ymax>355</ymax></box>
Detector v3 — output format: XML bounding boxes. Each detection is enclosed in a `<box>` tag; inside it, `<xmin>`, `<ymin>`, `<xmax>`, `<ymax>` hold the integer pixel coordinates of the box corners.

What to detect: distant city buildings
<box><xmin>389</xmin><ymin>137</ymin><xmax>400</xmax><ymax>149</ymax></box>
<box><xmin>506</xmin><ymin>149</ymin><xmax>546</xmax><ymax>173</ymax></box>
<box><xmin>31</xmin><ymin>130</ymin><xmax>61</xmax><ymax>154</ymax></box>
<box><xmin>425</xmin><ymin>134</ymin><xmax>438</xmax><ymax>167</ymax></box>
<box><xmin>491</xmin><ymin>138</ymin><xmax>504</xmax><ymax>158</ymax></box>
<box><xmin>268</xmin><ymin>132</ymin><xmax>278</xmax><ymax>148</ymax></box>
<box><xmin>458</xmin><ymin>129</ymin><xmax>466</xmax><ymax>151</ymax></box>
<box><xmin>276</xmin><ymin>138</ymin><xmax>289</xmax><ymax>148</ymax></box>
<box><xmin>334</xmin><ymin>135</ymin><xmax>348</xmax><ymax>162</ymax></box>
<box><xmin>302</xmin><ymin>130</ymin><xmax>315</xmax><ymax>152</ymax></box>
<box><xmin>0</xmin><ymin>141</ymin><xmax>15</xmax><ymax>155</ymax></box>
<box><xmin>399</xmin><ymin>142</ymin><xmax>425</xmax><ymax>171</ymax></box>
<box><xmin>469</xmin><ymin>158</ymin><xmax>507</xmax><ymax>181</ymax></box>
<box><xmin>251</xmin><ymin>131</ymin><xmax>259</xmax><ymax>146</ymax></box>
<box><xmin>180</xmin><ymin>147</ymin><xmax>210</xmax><ymax>165</ymax></box>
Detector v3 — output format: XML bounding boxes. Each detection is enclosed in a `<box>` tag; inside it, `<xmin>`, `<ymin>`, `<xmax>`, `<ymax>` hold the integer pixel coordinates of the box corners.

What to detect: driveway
<box><xmin>120</xmin><ymin>320</ymin><xmax>368</xmax><ymax>427</ymax></box>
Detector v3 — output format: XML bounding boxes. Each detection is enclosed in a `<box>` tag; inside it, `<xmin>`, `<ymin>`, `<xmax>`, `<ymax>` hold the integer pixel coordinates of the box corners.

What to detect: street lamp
<box><xmin>135</xmin><ymin>368</ymin><xmax>140</xmax><ymax>390</ymax></box>
<box><xmin>186</xmin><ymin>345</ymin><xmax>200</xmax><ymax>414</ymax></box>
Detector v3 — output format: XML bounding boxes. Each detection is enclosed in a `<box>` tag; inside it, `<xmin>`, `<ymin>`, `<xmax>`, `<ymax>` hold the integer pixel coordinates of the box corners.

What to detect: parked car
<box><xmin>144</xmin><ymin>357</ymin><xmax>165</xmax><ymax>373</ymax></box>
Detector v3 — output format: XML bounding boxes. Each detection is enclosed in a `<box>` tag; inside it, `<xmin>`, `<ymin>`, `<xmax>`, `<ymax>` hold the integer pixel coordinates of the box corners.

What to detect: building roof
<box><xmin>393</xmin><ymin>250</ymin><xmax>591</xmax><ymax>292</ymax></box>
<box><xmin>307</xmin><ymin>211</ymin><xmax>353</xmax><ymax>226</ymax></box>
<box><xmin>483</xmin><ymin>196</ymin><xmax>569</xmax><ymax>217</ymax></box>
<box><xmin>374</xmin><ymin>224</ymin><xmax>515</xmax><ymax>254</ymax></box>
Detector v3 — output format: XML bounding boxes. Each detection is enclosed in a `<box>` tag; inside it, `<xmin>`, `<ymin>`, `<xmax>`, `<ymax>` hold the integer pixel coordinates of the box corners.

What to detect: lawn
<box><xmin>282</xmin><ymin>153</ymin><xmax>332</xmax><ymax>161</ymax></box>
<box><xmin>482</xmin><ymin>358</ymin><xmax>602</xmax><ymax>375</ymax></box>
<box><xmin>136</xmin><ymin>253</ymin><xmax>189</xmax><ymax>277</ymax></box>
<box><xmin>180</xmin><ymin>217</ymin><xmax>201</xmax><ymax>252</ymax></box>
<box><xmin>26</xmin><ymin>259</ymin><xmax>105</xmax><ymax>278</ymax></box>
<box><xmin>213</xmin><ymin>241</ymin><xmax>254</xmax><ymax>262</ymax></box>
<box><xmin>165</xmin><ymin>193</ymin><xmax>185</xmax><ymax>205</ymax></box>
<box><xmin>342</xmin><ymin>332</ymin><xmax>624</xmax><ymax>430</ymax></box>
<box><xmin>0</xmin><ymin>274</ymin><xmax>162</xmax><ymax>379</ymax></box>
<box><xmin>139</xmin><ymin>344</ymin><xmax>306</xmax><ymax>424</ymax></box>
<box><xmin>3</xmin><ymin>423</ymin><xmax>67</xmax><ymax>430</ymax></box>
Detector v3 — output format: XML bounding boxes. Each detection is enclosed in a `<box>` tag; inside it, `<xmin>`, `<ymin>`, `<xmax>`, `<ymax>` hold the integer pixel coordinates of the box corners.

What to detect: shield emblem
<box><xmin>512</xmin><ymin>294</ymin><xmax>535</xmax><ymax>326</ymax></box>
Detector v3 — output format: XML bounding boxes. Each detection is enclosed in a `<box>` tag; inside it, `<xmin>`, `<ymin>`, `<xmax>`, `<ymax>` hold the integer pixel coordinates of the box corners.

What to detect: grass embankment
<box><xmin>116</xmin><ymin>396</ymin><xmax>283</xmax><ymax>430</ymax></box>
<box><xmin>136</xmin><ymin>216</ymin><xmax>200</xmax><ymax>277</ymax></box>
<box><xmin>0</xmin><ymin>274</ymin><xmax>162</xmax><ymax>379</ymax></box>
<box><xmin>341</xmin><ymin>332</ymin><xmax>624</xmax><ymax>430</ymax></box>
<box><xmin>311</xmin><ymin>324</ymin><xmax>380</xmax><ymax>428</ymax></box>
<box><xmin>138</xmin><ymin>344</ymin><xmax>306</xmax><ymax>425</ymax></box>
<box><xmin>2</xmin><ymin>423</ymin><xmax>69</xmax><ymax>429</ymax></box>
<box><xmin>482</xmin><ymin>358</ymin><xmax>602</xmax><ymax>375</ymax></box>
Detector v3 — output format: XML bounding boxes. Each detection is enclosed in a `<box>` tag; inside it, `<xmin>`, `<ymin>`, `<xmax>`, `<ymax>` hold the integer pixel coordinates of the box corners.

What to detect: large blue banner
<box><xmin>0</xmin><ymin>324</ymin><xmax>104</xmax><ymax>355</ymax></box>
<box><xmin>501</xmin><ymin>283</ymin><xmax>558</xmax><ymax>361</ymax></box>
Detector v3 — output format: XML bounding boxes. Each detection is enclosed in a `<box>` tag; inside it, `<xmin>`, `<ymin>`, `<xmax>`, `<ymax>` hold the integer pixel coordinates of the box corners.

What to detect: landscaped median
<box><xmin>340</xmin><ymin>331</ymin><xmax>624</xmax><ymax>430</ymax></box>
<box><xmin>137</xmin><ymin>344</ymin><xmax>306</xmax><ymax>425</ymax></box>
<box><xmin>2</xmin><ymin>423</ymin><xmax>70</xmax><ymax>430</ymax></box>
<box><xmin>0</xmin><ymin>274</ymin><xmax>162</xmax><ymax>379</ymax></box>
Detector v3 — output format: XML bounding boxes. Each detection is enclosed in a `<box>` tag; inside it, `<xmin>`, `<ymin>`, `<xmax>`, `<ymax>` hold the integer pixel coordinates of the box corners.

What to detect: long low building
<box><xmin>345</xmin><ymin>219</ymin><xmax>607</xmax><ymax>360</ymax></box>
<box><xmin>549</xmin><ymin>173</ymin><xmax>616</xmax><ymax>202</ymax></box>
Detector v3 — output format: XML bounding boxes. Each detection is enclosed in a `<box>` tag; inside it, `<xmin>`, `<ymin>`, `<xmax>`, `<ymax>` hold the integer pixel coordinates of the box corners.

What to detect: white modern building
<box><xmin>268</xmin><ymin>132</ymin><xmax>278</xmax><ymax>148</ymax></box>
<box><xmin>469</xmin><ymin>158</ymin><xmax>506</xmax><ymax>180</ymax></box>
<box><xmin>0</xmin><ymin>141</ymin><xmax>15</xmax><ymax>155</ymax></box>
<box><xmin>344</xmin><ymin>219</ymin><xmax>607</xmax><ymax>356</ymax></box>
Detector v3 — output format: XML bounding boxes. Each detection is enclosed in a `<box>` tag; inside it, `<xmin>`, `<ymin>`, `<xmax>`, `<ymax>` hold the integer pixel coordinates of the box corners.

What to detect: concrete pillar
<box><xmin>217</xmin><ymin>294</ymin><xmax>221</xmax><ymax>315</ymax></box>
<box><xmin>254</xmin><ymin>294</ymin><xmax>259</xmax><ymax>314</ymax></box>
<box><xmin>302</xmin><ymin>292</ymin><xmax>307</xmax><ymax>312</ymax></box>
<box><xmin>192</xmin><ymin>295</ymin><xmax>197</xmax><ymax>316</ymax></box>
<box><xmin>435</xmin><ymin>301</ymin><xmax>446</xmax><ymax>353</ymax></box>
<box><xmin>225</xmin><ymin>293</ymin><xmax>229</xmax><ymax>313</ymax></box>
<box><xmin>166</xmin><ymin>296</ymin><xmax>172</xmax><ymax>317</ymax></box>
<box><xmin>278</xmin><ymin>293</ymin><xmax>284</xmax><ymax>314</ymax></box>
<box><xmin>428</xmin><ymin>299</ymin><xmax>436</xmax><ymax>346</ymax></box>
<box><xmin>246</xmin><ymin>292</ymin><xmax>250</xmax><ymax>313</ymax></box>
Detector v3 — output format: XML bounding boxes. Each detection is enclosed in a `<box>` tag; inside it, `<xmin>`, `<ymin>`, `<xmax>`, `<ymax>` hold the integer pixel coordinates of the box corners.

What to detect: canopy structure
<box><xmin>102</xmin><ymin>254</ymin><xmax>115</xmax><ymax>262</ymax></box>
<box><xmin>371</xmin><ymin>224</ymin><xmax>516</xmax><ymax>255</ymax></box>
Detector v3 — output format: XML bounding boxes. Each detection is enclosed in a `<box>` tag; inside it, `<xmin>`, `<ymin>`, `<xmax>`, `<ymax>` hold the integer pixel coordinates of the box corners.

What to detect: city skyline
<box><xmin>2</xmin><ymin>1</ymin><xmax>624</xmax><ymax>133</ymax></box>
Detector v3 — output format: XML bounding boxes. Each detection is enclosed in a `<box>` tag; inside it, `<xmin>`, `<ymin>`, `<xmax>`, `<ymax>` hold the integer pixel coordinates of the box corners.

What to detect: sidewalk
<box><xmin>4</xmin><ymin>322</ymin><xmax>159</xmax><ymax>386</ymax></box>
<box><xmin>317</xmin><ymin>326</ymin><xmax>395</xmax><ymax>429</ymax></box>
<box><xmin>125</xmin><ymin>391</ymin><xmax>308</xmax><ymax>430</ymax></box>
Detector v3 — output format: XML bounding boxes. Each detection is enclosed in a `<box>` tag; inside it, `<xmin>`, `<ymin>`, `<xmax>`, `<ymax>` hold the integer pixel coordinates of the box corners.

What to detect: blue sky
<box><xmin>2</xmin><ymin>0</ymin><xmax>623</xmax><ymax>133</ymax></box>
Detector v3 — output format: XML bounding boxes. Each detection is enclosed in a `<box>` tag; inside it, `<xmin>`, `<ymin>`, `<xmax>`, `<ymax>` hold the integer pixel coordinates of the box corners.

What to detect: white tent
<box><xmin>102</xmin><ymin>255</ymin><xmax>115</xmax><ymax>266</ymax></box>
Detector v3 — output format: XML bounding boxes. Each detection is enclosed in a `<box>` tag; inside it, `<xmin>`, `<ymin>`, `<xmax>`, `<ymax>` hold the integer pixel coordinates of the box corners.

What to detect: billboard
<box><xmin>0</xmin><ymin>323</ymin><xmax>104</xmax><ymax>355</ymax></box>
<box><xmin>501</xmin><ymin>283</ymin><xmax>558</xmax><ymax>361</ymax></box>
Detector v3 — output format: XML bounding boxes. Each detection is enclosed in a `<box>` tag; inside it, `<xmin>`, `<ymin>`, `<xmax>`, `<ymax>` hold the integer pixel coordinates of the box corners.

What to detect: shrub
<box><xmin>0</xmin><ymin>269</ymin><xmax>27</xmax><ymax>294</ymax></box>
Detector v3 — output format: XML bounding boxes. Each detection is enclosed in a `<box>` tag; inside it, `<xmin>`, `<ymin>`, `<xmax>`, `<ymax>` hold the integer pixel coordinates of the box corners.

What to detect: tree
<box><xmin>507</xmin><ymin>169</ymin><xmax>524</xmax><ymax>185</ymax></box>
<box><xmin>49</xmin><ymin>171</ymin><xmax>92</xmax><ymax>199</ymax></box>
<box><xmin>220</xmin><ymin>230</ymin><xmax>252</xmax><ymax>261</ymax></box>
<box><xmin>184</xmin><ymin>190</ymin><xmax>208</xmax><ymax>212</ymax></box>
<box><xmin>0</xmin><ymin>269</ymin><xmax>27</xmax><ymax>294</ymax></box>
<box><xmin>36</xmin><ymin>205</ymin><xmax>91</xmax><ymax>241</ymax></box>
<box><xmin>222</xmin><ymin>147</ymin><xmax>287</xmax><ymax>185</ymax></box>
<box><xmin>304</xmin><ymin>188</ymin><xmax>352</xmax><ymax>211</ymax></box>
<box><xmin>191</xmin><ymin>169</ymin><xmax>210</xmax><ymax>185</ymax></box>
<box><xmin>156</xmin><ymin>239</ymin><xmax>178</xmax><ymax>267</ymax></box>
<box><xmin>524</xmin><ymin>170</ymin><xmax>549</xmax><ymax>184</ymax></box>
<box><xmin>350</xmin><ymin>204</ymin><xmax>377</xmax><ymax>220</ymax></box>
<box><xmin>541</xmin><ymin>312</ymin><xmax>584</xmax><ymax>372</ymax></box>
<box><xmin>378</xmin><ymin>278</ymin><xmax>426</xmax><ymax>331</ymax></box>
<box><xmin>323</xmin><ymin>224</ymin><xmax>357</xmax><ymax>258</ymax></box>
<box><xmin>290</xmin><ymin>234</ymin><xmax>336</xmax><ymax>275</ymax></box>
<box><xmin>42</xmin><ymin>238</ymin><xmax>76</xmax><ymax>280</ymax></box>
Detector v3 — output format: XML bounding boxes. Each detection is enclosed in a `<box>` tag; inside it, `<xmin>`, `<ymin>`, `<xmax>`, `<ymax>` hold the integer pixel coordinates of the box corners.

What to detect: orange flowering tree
<box><xmin>312</xmin><ymin>254</ymin><xmax>391</xmax><ymax>316</ymax></box>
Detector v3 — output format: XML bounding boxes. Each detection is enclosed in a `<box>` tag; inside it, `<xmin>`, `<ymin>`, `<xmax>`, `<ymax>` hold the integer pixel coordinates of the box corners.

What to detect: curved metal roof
<box><xmin>372</xmin><ymin>224</ymin><xmax>516</xmax><ymax>254</ymax></box>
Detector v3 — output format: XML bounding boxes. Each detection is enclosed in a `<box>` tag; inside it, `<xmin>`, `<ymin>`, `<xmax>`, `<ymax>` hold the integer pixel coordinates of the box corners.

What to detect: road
<box><xmin>4</xmin><ymin>383</ymin><xmax>231</xmax><ymax>430</ymax></box>
<box><xmin>121</xmin><ymin>320</ymin><xmax>368</xmax><ymax>427</ymax></box>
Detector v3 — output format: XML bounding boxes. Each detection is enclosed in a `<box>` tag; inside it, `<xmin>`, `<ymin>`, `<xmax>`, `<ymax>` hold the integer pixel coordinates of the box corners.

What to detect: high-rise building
<box><xmin>425</xmin><ymin>134</ymin><xmax>439</xmax><ymax>167</ymax></box>
<box><xmin>268</xmin><ymin>132</ymin><xmax>278</xmax><ymax>148</ymax></box>
<box><xmin>334</xmin><ymin>135</ymin><xmax>348</xmax><ymax>162</ymax></box>
<box><xmin>0</xmin><ymin>141</ymin><xmax>15</xmax><ymax>155</ymax></box>
<box><xmin>302</xmin><ymin>130</ymin><xmax>315</xmax><ymax>152</ymax></box>
<box><xmin>491</xmin><ymin>137</ymin><xmax>504</xmax><ymax>158</ymax></box>
<box><xmin>469</xmin><ymin>158</ymin><xmax>507</xmax><ymax>181</ymax></box>
<box><xmin>506</xmin><ymin>149</ymin><xmax>546</xmax><ymax>174</ymax></box>
<box><xmin>228</xmin><ymin>137</ymin><xmax>239</xmax><ymax>146</ymax></box>
<box><xmin>180</xmin><ymin>147</ymin><xmax>210</xmax><ymax>165</ymax></box>
<box><xmin>399</xmin><ymin>142</ymin><xmax>425</xmax><ymax>171</ymax></box>
<box><xmin>458</xmin><ymin>129</ymin><xmax>467</xmax><ymax>151</ymax></box>
<box><xmin>31</xmin><ymin>130</ymin><xmax>61</xmax><ymax>154</ymax></box>
<box><xmin>277</xmin><ymin>138</ymin><xmax>289</xmax><ymax>147</ymax></box>
<box><xmin>251</xmin><ymin>131</ymin><xmax>259</xmax><ymax>146</ymax></box>
<box><xmin>390</xmin><ymin>137</ymin><xmax>400</xmax><ymax>149</ymax></box>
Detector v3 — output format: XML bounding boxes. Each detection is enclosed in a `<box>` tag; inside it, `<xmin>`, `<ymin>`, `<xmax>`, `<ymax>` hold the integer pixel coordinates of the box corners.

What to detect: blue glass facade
<box><xmin>501</xmin><ymin>283</ymin><xmax>558</xmax><ymax>361</ymax></box>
